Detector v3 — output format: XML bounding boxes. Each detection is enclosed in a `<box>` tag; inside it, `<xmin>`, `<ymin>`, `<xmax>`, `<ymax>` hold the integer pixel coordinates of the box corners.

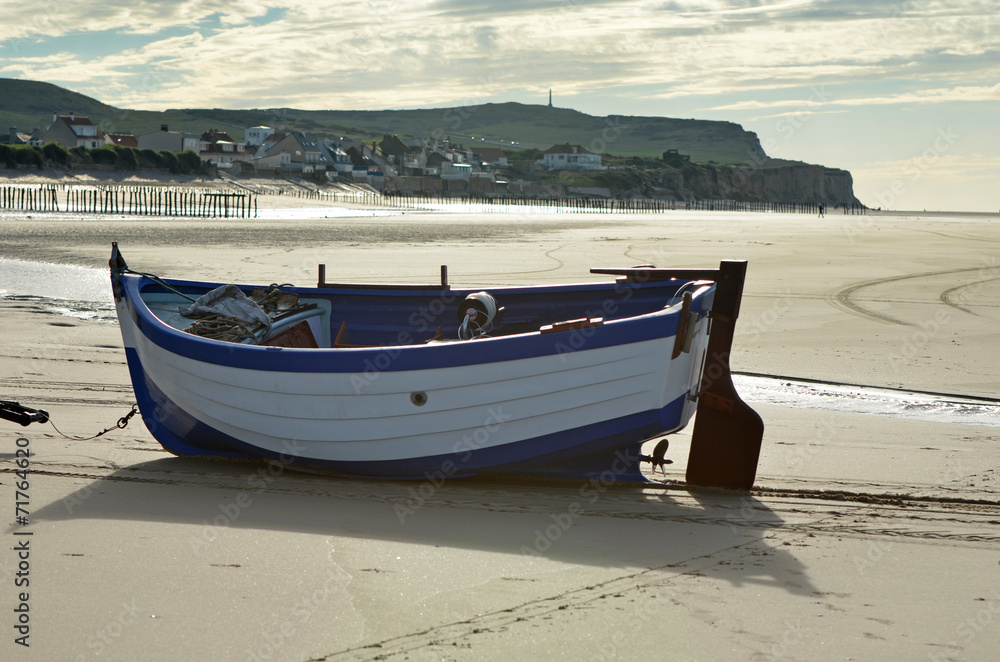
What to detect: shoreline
<box><xmin>4</xmin><ymin>169</ymin><xmax>999</xmax><ymax>216</ymax></box>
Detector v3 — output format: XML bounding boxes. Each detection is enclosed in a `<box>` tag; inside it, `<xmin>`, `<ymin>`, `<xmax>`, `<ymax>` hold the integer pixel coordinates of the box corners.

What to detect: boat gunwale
<box><xmin>117</xmin><ymin>272</ymin><xmax>716</xmax><ymax>374</ymax></box>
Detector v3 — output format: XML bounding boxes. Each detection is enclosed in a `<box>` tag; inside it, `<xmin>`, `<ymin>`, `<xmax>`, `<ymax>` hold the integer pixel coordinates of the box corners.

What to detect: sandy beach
<box><xmin>1</xmin><ymin>188</ymin><xmax>999</xmax><ymax>661</ymax></box>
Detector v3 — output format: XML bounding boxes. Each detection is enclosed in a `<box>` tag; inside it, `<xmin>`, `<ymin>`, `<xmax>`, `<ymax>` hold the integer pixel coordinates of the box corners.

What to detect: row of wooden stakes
<box><xmin>0</xmin><ymin>185</ymin><xmax>257</xmax><ymax>218</ymax></box>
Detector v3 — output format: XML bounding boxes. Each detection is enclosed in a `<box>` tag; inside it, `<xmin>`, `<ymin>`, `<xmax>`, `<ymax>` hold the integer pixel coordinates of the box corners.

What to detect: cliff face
<box><xmin>677</xmin><ymin>162</ymin><xmax>859</xmax><ymax>205</ymax></box>
<box><xmin>511</xmin><ymin>160</ymin><xmax>861</xmax><ymax>205</ymax></box>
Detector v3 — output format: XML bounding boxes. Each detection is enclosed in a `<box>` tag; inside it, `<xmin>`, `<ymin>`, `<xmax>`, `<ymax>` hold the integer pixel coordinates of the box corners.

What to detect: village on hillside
<box><xmin>3</xmin><ymin>112</ymin><xmax>864</xmax><ymax>207</ymax></box>
<box><xmin>2</xmin><ymin>113</ymin><xmax>606</xmax><ymax>196</ymax></box>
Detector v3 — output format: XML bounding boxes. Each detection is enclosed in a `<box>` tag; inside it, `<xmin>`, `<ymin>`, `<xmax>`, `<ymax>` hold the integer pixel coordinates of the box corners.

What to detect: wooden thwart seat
<box><xmin>539</xmin><ymin>317</ymin><xmax>604</xmax><ymax>334</ymax></box>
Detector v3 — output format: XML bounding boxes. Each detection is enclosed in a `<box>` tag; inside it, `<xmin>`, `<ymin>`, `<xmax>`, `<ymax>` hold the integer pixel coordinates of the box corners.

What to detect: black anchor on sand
<box><xmin>639</xmin><ymin>438</ymin><xmax>673</xmax><ymax>474</ymax></box>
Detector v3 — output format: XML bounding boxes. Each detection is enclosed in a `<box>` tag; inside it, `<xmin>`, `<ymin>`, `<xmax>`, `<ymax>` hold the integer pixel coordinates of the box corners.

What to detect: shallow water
<box><xmin>0</xmin><ymin>258</ymin><xmax>117</xmax><ymax>323</ymax></box>
<box><xmin>253</xmin><ymin>207</ymin><xmax>402</xmax><ymax>220</ymax></box>
<box><xmin>0</xmin><ymin>256</ymin><xmax>112</xmax><ymax>302</ymax></box>
<box><xmin>733</xmin><ymin>374</ymin><xmax>1000</xmax><ymax>428</ymax></box>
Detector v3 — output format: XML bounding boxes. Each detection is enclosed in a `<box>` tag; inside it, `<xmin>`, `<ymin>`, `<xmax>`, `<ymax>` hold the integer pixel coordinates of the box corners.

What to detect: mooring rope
<box><xmin>120</xmin><ymin>267</ymin><xmax>199</xmax><ymax>302</ymax></box>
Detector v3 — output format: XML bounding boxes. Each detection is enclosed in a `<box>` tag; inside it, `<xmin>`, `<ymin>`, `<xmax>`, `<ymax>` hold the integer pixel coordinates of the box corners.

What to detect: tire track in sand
<box><xmin>939</xmin><ymin>276</ymin><xmax>1000</xmax><ymax>316</ymax></box>
<box><xmin>826</xmin><ymin>266</ymin><xmax>992</xmax><ymax>326</ymax></box>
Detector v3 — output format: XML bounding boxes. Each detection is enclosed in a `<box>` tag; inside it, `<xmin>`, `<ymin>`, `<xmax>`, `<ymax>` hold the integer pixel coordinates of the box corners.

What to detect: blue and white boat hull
<box><xmin>111</xmin><ymin>246</ymin><xmax>717</xmax><ymax>480</ymax></box>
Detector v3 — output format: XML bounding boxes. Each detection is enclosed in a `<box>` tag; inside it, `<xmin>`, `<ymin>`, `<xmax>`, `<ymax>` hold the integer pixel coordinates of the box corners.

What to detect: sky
<box><xmin>1</xmin><ymin>0</ymin><xmax>997</xmax><ymax>212</ymax></box>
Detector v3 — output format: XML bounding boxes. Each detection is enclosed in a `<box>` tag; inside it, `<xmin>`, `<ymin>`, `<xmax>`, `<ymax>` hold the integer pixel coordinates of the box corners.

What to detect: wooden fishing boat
<box><xmin>110</xmin><ymin>243</ymin><xmax>763</xmax><ymax>486</ymax></box>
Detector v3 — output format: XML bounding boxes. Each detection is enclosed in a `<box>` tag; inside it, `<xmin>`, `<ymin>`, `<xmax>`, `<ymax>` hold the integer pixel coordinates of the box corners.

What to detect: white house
<box><xmin>244</xmin><ymin>126</ymin><xmax>275</xmax><ymax>147</ymax></box>
<box><xmin>41</xmin><ymin>113</ymin><xmax>103</xmax><ymax>149</ymax></box>
<box><xmin>540</xmin><ymin>144</ymin><xmax>602</xmax><ymax>171</ymax></box>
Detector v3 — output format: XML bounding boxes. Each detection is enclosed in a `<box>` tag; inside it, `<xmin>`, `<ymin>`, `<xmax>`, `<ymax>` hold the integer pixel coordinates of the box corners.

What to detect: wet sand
<box><xmin>1</xmin><ymin>196</ymin><xmax>999</xmax><ymax>661</ymax></box>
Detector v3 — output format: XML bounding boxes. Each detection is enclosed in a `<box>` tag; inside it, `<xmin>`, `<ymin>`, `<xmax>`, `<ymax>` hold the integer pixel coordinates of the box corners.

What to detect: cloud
<box><xmin>707</xmin><ymin>83</ymin><xmax>1000</xmax><ymax>111</ymax></box>
<box><xmin>474</xmin><ymin>26</ymin><xmax>499</xmax><ymax>49</ymax></box>
<box><xmin>1</xmin><ymin>0</ymin><xmax>997</xmax><ymax>115</ymax></box>
<box><xmin>748</xmin><ymin>108</ymin><xmax>848</xmax><ymax>121</ymax></box>
<box><xmin>1</xmin><ymin>1</ymin><xmax>279</xmax><ymax>39</ymax></box>
<box><xmin>852</xmin><ymin>153</ymin><xmax>1000</xmax><ymax>184</ymax></box>
<box><xmin>428</xmin><ymin>0</ymin><xmax>618</xmax><ymax>19</ymax></box>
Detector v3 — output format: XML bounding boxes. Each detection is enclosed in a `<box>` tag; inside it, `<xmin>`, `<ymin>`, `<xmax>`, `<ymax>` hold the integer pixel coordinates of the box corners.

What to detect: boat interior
<box><xmin>138</xmin><ymin>277</ymin><xmax>706</xmax><ymax>350</ymax></box>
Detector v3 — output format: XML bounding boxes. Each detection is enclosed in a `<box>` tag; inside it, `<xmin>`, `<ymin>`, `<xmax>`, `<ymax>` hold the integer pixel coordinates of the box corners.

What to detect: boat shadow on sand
<box><xmin>28</xmin><ymin>455</ymin><xmax>818</xmax><ymax>597</ymax></box>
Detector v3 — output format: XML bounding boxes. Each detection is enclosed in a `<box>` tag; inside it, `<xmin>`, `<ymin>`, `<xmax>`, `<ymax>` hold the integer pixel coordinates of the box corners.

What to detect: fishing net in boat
<box><xmin>185</xmin><ymin>314</ymin><xmax>262</xmax><ymax>343</ymax></box>
<box><xmin>183</xmin><ymin>284</ymin><xmax>303</xmax><ymax>344</ymax></box>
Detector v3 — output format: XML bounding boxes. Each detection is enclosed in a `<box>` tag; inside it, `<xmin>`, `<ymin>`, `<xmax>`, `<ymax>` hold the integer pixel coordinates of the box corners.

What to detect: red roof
<box><xmin>59</xmin><ymin>114</ymin><xmax>95</xmax><ymax>126</ymax></box>
<box><xmin>543</xmin><ymin>143</ymin><xmax>592</xmax><ymax>155</ymax></box>
<box><xmin>476</xmin><ymin>147</ymin><xmax>507</xmax><ymax>162</ymax></box>
<box><xmin>53</xmin><ymin>114</ymin><xmax>102</xmax><ymax>139</ymax></box>
<box><xmin>107</xmin><ymin>134</ymin><xmax>138</xmax><ymax>148</ymax></box>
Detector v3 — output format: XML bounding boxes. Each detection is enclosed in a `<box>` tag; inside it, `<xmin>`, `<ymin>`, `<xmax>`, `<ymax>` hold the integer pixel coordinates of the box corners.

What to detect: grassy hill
<box><xmin>0</xmin><ymin>79</ymin><xmax>119</xmax><ymax>127</ymax></box>
<box><xmin>0</xmin><ymin>78</ymin><xmax>253</xmax><ymax>142</ymax></box>
<box><xmin>182</xmin><ymin>102</ymin><xmax>764</xmax><ymax>164</ymax></box>
<box><xmin>0</xmin><ymin>78</ymin><xmax>764</xmax><ymax>164</ymax></box>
